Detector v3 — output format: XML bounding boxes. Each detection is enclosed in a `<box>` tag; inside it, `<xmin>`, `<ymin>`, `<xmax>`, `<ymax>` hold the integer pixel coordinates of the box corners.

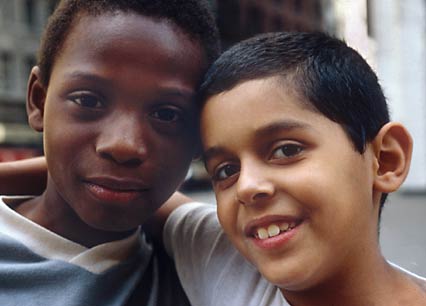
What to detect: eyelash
<box><xmin>270</xmin><ymin>142</ymin><xmax>304</xmax><ymax>160</ymax></box>
<box><xmin>212</xmin><ymin>163</ymin><xmax>240</xmax><ymax>182</ymax></box>
<box><xmin>69</xmin><ymin>93</ymin><xmax>104</xmax><ymax>109</ymax></box>
<box><xmin>150</xmin><ymin>107</ymin><xmax>183</xmax><ymax>122</ymax></box>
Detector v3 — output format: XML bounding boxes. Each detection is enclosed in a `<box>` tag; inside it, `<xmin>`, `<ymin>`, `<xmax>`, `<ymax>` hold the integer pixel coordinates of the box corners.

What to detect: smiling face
<box><xmin>201</xmin><ymin>77</ymin><xmax>381</xmax><ymax>291</ymax></box>
<box><xmin>28</xmin><ymin>12</ymin><xmax>203</xmax><ymax>233</ymax></box>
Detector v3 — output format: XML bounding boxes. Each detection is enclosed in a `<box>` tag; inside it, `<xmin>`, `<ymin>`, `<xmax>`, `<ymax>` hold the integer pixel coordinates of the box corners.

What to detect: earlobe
<box><xmin>372</xmin><ymin>122</ymin><xmax>413</xmax><ymax>193</ymax></box>
<box><xmin>26</xmin><ymin>66</ymin><xmax>46</xmax><ymax>132</ymax></box>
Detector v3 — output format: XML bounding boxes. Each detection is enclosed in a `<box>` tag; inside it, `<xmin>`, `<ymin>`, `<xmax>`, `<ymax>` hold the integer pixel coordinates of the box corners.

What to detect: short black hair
<box><xmin>200</xmin><ymin>31</ymin><xmax>390</xmax><ymax>213</ymax></box>
<box><xmin>38</xmin><ymin>0</ymin><xmax>221</xmax><ymax>87</ymax></box>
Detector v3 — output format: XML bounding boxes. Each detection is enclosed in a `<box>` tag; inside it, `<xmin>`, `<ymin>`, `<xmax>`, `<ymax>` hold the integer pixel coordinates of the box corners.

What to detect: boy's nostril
<box><xmin>121</xmin><ymin>158</ymin><xmax>143</xmax><ymax>168</ymax></box>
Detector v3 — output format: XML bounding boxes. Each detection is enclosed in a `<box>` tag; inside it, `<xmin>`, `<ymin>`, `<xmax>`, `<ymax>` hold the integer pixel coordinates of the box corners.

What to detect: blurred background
<box><xmin>0</xmin><ymin>0</ymin><xmax>425</xmax><ymax>274</ymax></box>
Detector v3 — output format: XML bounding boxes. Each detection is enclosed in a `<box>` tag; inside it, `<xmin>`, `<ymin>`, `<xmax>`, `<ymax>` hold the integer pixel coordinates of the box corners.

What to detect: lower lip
<box><xmin>250</xmin><ymin>225</ymin><xmax>300</xmax><ymax>250</ymax></box>
<box><xmin>85</xmin><ymin>182</ymin><xmax>145</xmax><ymax>203</ymax></box>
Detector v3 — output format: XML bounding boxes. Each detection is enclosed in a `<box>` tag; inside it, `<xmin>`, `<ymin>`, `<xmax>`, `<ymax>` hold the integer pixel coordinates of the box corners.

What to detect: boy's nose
<box><xmin>95</xmin><ymin>115</ymin><xmax>149</xmax><ymax>166</ymax></box>
<box><xmin>236</xmin><ymin>162</ymin><xmax>275</xmax><ymax>206</ymax></box>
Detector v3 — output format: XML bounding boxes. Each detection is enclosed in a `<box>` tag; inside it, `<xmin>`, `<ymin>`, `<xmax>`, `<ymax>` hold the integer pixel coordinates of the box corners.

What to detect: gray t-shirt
<box><xmin>0</xmin><ymin>196</ymin><xmax>190</xmax><ymax>306</ymax></box>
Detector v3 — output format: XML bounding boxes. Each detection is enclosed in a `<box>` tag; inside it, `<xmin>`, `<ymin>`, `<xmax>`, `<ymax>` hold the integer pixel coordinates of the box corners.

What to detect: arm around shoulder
<box><xmin>142</xmin><ymin>191</ymin><xmax>193</xmax><ymax>246</ymax></box>
<box><xmin>0</xmin><ymin>156</ymin><xmax>47</xmax><ymax>195</ymax></box>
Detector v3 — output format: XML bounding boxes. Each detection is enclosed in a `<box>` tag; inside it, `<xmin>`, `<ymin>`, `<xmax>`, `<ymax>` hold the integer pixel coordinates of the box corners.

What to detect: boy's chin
<box><xmin>79</xmin><ymin>211</ymin><xmax>147</xmax><ymax>234</ymax></box>
<box><xmin>257</xmin><ymin>257</ymin><xmax>323</xmax><ymax>292</ymax></box>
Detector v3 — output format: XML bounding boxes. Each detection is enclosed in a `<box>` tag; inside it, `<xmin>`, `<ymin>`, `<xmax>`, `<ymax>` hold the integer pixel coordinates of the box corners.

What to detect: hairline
<box><xmin>41</xmin><ymin>10</ymin><xmax>208</xmax><ymax>87</ymax></box>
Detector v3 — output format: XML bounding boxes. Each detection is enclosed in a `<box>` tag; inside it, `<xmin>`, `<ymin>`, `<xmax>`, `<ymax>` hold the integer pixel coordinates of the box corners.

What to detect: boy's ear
<box><xmin>371</xmin><ymin>122</ymin><xmax>413</xmax><ymax>193</ymax></box>
<box><xmin>26</xmin><ymin>66</ymin><xmax>46</xmax><ymax>132</ymax></box>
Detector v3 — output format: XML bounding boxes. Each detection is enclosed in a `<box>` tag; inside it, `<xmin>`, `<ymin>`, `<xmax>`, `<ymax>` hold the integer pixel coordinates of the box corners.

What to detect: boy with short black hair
<box><xmin>164</xmin><ymin>32</ymin><xmax>426</xmax><ymax>305</ymax></box>
<box><xmin>0</xmin><ymin>0</ymin><xmax>219</xmax><ymax>305</ymax></box>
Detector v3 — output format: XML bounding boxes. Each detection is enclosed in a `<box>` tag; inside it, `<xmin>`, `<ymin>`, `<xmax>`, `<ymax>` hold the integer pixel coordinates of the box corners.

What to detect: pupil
<box><xmin>224</xmin><ymin>165</ymin><xmax>238</xmax><ymax>176</ymax></box>
<box><xmin>158</xmin><ymin>109</ymin><xmax>176</xmax><ymax>121</ymax></box>
<box><xmin>283</xmin><ymin>145</ymin><xmax>300</xmax><ymax>156</ymax></box>
<box><xmin>81</xmin><ymin>96</ymin><xmax>97</xmax><ymax>107</ymax></box>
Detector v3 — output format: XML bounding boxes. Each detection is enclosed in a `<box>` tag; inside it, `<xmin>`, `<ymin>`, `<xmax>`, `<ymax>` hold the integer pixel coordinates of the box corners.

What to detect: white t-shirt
<box><xmin>164</xmin><ymin>202</ymin><xmax>426</xmax><ymax>306</ymax></box>
<box><xmin>164</xmin><ymin>202</ymin><xmax>290</xmax><ymax>306</ymax></box>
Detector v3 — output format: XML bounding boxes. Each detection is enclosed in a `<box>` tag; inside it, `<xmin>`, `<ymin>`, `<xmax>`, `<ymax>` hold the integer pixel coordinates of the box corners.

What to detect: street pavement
<box><xmin>187</xmin><ymin>190</ymin><xmax>426</xmax><ymax>276</ymax></box>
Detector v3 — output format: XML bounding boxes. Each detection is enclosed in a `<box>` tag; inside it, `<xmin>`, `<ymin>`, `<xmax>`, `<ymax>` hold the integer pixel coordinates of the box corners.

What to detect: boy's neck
<box><xmin>14</xmin><ymin>190</ymin><xmax>136</xmax><ymax>248</ymax></box>
<box><xmin>282</xmin><ymin>254</ymin><xmax>426</xmax><ymax>306</ymax></box>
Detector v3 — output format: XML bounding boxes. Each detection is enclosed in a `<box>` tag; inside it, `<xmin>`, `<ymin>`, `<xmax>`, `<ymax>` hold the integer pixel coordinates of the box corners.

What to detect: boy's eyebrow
<box><xmin>64</xmin><ymin>71</ymin><xmax>195</xmax><ymax>98</ymax></box>
<box><xmin>254</xmin><ymin>120</ymin><xmax>310</xmax><ymax>139</ymax></box>
<box><xmin>155</xmin><ymin>88</ymin><xmax>196</xmax><ymax>100</ymax></box>
<box><xmin>202</xmin><ymin>146</ymin><xmax>227</xmax><ymax>165</ymax></box>
<box><xmin>203</xmin><ymin>120</ymin><xmax>310</xmax><ymax>163</ymax></box>
<box><xmin>65</xmin><ymin>71</ymin><xmax>111</xmax><ymax>84</ymax></box>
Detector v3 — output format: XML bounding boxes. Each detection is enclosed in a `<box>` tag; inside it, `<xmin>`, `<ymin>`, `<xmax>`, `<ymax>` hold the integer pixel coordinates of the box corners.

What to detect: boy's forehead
<box><xmin>200</xmin><ymin>76</ymin><xmax>350</xmax><ymax>144</ymax></box>
<box><xmin>47</xmin><ymin>11</ymin><xmax>203</xmax><ymax>80</ymax></box>
<box><xmin>204</xmin><ymin>76</ymin><xmax>315</xmax><ymax>115</ymax></box>
<box><xmin>51</xmin><ymin>11</ymin><xmax>204</xmax><ymax>94</ymax></box>
<box><xmin>201</xmin><ymin>78</ymin><xmax>313</xmax><ymax>131</ymax></box>
<box><xmin>69</xmin><ymin>12</ymin><xmax>203</xmax><ymax>57</ymax></box>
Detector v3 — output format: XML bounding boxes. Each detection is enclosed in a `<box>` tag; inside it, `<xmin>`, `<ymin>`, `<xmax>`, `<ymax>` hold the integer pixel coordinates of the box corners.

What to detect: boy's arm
<box><xmin>142</xmin><ymin>191</ymin><xmax>193</xmax><ymax>246</ymax></box>
<box><xmin>0</xmin><ymin>156</ymin><xmax>47</xmax><ymax>195</ymax></box>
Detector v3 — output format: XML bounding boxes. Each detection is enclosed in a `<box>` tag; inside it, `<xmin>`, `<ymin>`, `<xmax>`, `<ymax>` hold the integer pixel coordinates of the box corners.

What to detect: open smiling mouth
<box><xmin>254</xmin><ymin>221</ymin><xmax>299</xmax><ymax>240</ymax></box>
<box><xmin>247</xmin><ymin>219</ymin><xmax>304</xmax><ymax>249</ymax></box>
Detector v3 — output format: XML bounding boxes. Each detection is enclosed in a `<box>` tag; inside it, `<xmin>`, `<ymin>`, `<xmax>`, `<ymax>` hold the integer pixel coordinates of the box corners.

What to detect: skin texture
<box><xmin>201</xmin><ymin>77</ymin><xmax>424</xmax><ymax>305</ymax></box>
<box><xmin>20</xmin><ymin>12</ymin><xmax>203</xmax><ymax>247</ymax></box>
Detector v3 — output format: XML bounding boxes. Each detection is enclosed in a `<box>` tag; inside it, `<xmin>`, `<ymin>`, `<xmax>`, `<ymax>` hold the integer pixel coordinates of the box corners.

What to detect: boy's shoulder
<box><xmin>392</xmin><ymin>263</ymin><xmax>426</xmax><ymax>291</ymax></box>
<box><xmin>0</xmin><ymin>196</ymin><xmax>190</xmax><ymax>306</ymax></box>
<box><xmin>163</xmin><ymin>202</ymin><xmax>291</xmax><ymax>305</ymax></box>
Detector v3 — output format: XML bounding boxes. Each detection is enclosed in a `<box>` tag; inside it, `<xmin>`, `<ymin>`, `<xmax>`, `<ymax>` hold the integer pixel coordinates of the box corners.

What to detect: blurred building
<box><xmin>212</xmin><ymin>0</ymin><xmax>336</xmax><ymax>48</ymax></box>
<box><xmin>369</xmin><ymin>0</ymin><xmax>426</xmax><ymax>191</ymax></box>
<box><xmin>0</xmin><ymin>0</ymin><xmax>55</xmax><ymax>159</ymax></box>
<box><xmin>326</xmin><ymin>1</ymin><xmax>425</xmax><ymax>192</ymax></box>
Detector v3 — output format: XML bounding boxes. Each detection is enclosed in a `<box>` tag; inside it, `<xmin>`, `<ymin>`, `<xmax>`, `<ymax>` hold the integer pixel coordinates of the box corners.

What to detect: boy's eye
<box><xmin>151</xmin><ymin>108</ymin><xmax>181</xmax><ymax>122</ymax></box>
<box><xmin>70</xmin><ymin>94</ymin><xmax>103</xmax><ymax>108</ymax></box>
<box><xmin>271</xmin><ymin>143</ymin><xmax>303</xmax><ymax>160</ymax></box>
<box><xmin>213</xmin><ymin>164</ymin><xmax>240</xmax><ymax>181</ymax></box>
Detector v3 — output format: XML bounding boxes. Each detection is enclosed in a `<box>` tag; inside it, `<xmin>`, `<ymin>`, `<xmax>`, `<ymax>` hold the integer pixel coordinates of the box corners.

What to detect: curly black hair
<box><xmin>38</xmin><ymin>0</ymin><xmax>220</xmax><ymax>86</ymax></box>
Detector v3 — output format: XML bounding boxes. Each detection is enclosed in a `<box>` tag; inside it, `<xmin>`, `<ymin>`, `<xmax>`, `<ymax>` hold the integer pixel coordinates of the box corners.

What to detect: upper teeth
<box><xmin>255</xmin><ymin>222</ymin><xmax>295</xmax><ymax>240</ymax></box>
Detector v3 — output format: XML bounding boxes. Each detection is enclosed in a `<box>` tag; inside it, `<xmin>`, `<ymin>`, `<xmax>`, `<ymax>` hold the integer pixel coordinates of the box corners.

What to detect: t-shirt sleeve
<box><xmin>163</xmin><ymin>202</ymin><xmax>289</xmax><ymax>306</ymax></box>
<box><xmin>163</xmin><ymin>202</ymin><xmax>233</xmax><ymax>304</ymax></box>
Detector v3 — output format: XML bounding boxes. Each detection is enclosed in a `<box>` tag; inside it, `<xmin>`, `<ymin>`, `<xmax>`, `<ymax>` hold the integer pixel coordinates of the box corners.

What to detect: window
<box><xmin>24</xmin><ymin>0</ymin><xmax>36</xmax><ymax>28</ymax></box>
<box><xmin>22</xmin><ymin>55</ymin><xmax>36</xmax><ymax>90</ymax></box>
<box><xmin>47</xmin><ymin>0</ymin><xmax>58</xmax><ymax>15</ymax></box>
<box><xmin>0</xmin><ymin>53</ymin><xmax>13</xmax><ymax>91</ymax></box>
<box><xmin>0</xmin><ymin>1</ymin><xmax>4</xmax><ymax>25</ymax></box>
<box><xmin>314</xmin><ymin>1</ymin><xmax>322</xmax><ymax>20</ymax></box>
<box><xmin>25</xmin><ymin>56</ymin><xmax>36</xmax><ymax>75</ymax></box>
<box><xmin>273</xmin><ymin>16</ymin><xmax>285</xmax><ymax>31</ymax></box>
<box><xmin>246</xmin><ymin>5</ymin><xmax>263</xmax><ymax>37</ymax></box>
<box><xmin>294</xmin><ymin>0</ymin><xmax>303</xmax><ymax>14</ymax></box>
<box><xmin>366</xmin><ymin>0</ymin><xmax>373</xmax><ymax>37</ymax></box>
<box><xmin>0</xmin><ymin>0</ymin><xmax>14</xmax><ymax>25</ymax></box>
<box><xmin>217</xmin><ymin>0</ymin><xmax>241</xmax><ymax>41</ymax></box>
